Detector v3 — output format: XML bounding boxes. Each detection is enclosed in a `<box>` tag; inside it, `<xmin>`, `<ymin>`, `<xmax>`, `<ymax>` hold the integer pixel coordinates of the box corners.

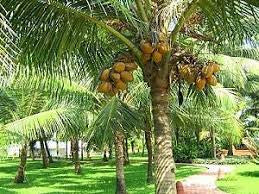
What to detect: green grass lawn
<box><xmin>217</xmin><ymin>163</ymin><xmax>259</xmax><ymax>194</ymax></box>
<box><xmin>0</xmin><ymin>156</ymin><xmax>205</xmax><ymax>194</ymax></box>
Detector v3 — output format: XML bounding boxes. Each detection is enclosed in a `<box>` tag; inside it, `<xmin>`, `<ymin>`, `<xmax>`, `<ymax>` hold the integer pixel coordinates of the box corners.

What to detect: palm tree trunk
<box><xmin>40</xmin><ymin>138</ymin><xmax>49</xmax><ymax>168</ymax></box>
<box><xmin>29</xmin><ymin>141</ymin><xmax>35</xmax><ymax>161</ymax></box>
<box><xmin>142</xmin><ymin>132</ymin><xmax>145</xmax><ymax>157</ymax></box>
<box><xmin>145</xmin><ymin>121</ymin><xmax>153</xmax><ymax>184</ymax></box>
<box><xmin>65</xmin><ymin>141</ymin><xmax>68</xmax><ymax>159</ymax></box>
<box><xmin>131</xmin><ymin>141</ymin><xmax>135</xmax><ymax>154</ymax></box>
<box><xmin>86</xmin><ymin>143</ymin><xmax>91</xmax><ymax>159</ymax></box>
<box><xmin>81</xmin><ymin>140</ymin><xmax>84</xmax><ymax>161</ymax></box>
<box><xmin>14</xmin><ymin>144</ymin><xmax>27</xmax><ymax>183</ymax></box>
<box><xmin>71</xmin><ymin>140</ymin><xmax>74</xmax><ymax>160</ymax></box>
<box><xmin>109</xmin><ymin>143</ymin><xmax>113</xmax><ymax>159</ymax></box>
<box><xmin>123</xmin><ymin>138</ymin><xmax>129</xmax><ymax>165</ymax></box>
<box><xmin>103</xmin><ymin>149</ymin><xmax>108</xmax><ymax>162</ymax></box>
<box><xmin>72</xmin><ymin>139</ymin><xmax>81</xmax><ymax>174</ymax></box>
<box><xmin>114</xmin><ymin>130</ymin><xmax>126</xmax><ymax>194</ymax></box>
<box><xmin>56</xmin><ymin>140</ymin><xmax>59</xmax><ymax>158</ymax></box>
<box><xmin>151</xmin><ymin>85</ymin><xmax>176</xmax><ymax>194</ymax></box>
<box><xmin>228</xmin><ymin>141</ymin><xmax>233</xmax><ymax>156</ymax></box>
<box><xmin>210</xmin><ymin>129</ymin><xmax>216</xmax><ymax>159</ymax></box>
<box><xmin>44</xmin><ymin>139</ymin><xmax>53</xmax><ymax>163</ymax></box>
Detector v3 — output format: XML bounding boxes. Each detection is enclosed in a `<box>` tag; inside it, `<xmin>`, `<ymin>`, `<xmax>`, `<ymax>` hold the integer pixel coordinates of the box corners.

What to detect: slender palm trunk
<box><xmin>65</xmin><ymin>141</ymin><xmax>68</xmax><ymax>159</ymax></box>
<box><xmin>81</xmin><ymin>140</ymin><xmax>84</xmax><ymax>161</ymax></box>
<box><xmin>86</xmin><ymin>143</ymin><xmax>91</xmax><ymax>159</ymax></box>
<box><xmin>72</xmin><ymin>139</ymin><xmax>81</xmax><ymax>174</ymax></box>
<box><xmin>210</xmin><ymin>129</ymin><xmax>216</xmax><ymax>159</ymax></box>
<box><xmin>103</xmin><ymin>149</ymin><xmax>108</xmax><ymax>162</ymax></box>
<box><xmin>114</xmin><ymin>131</ymin><xmax>126</xmax><ymax>194</ymax></box>
<box><xmin>151</xmin><ymin>86</ymin><xmax>176</xmax><ymax>194</ymax></box>
<box><xmin>131</xmin><ymin>141</ymin><xmax>135</xmax><ymax>154</ymax></box>
<box><xmin>14</xmin><ymin>144</ymin><xmax>27</xmax><ymax>183</ymax></box>
<box><xmin>123</xmin><ymin>138</ymin><xmax>129</xmax><ymax>165</ymax></box>
<box><xmin>142</xmin><ymin>132</ymin><xmax>145</xmax><ymax>157</ymax></box>
<box><xmin>145</xmin><ymin>121</ymin><xmax>153</xmax><ymax>184</ymax></box>
<box><xmin>71</xmin><ymin>141</ymin><xmax>74</xmax><ymax>160</ymax></box>
<box><xmin>228</xmin><ymin>141</ymin><xmax>233</xmax><ymax>156</ymax></box>
<box><xmin>29</xmin><ymin>141</ymin><xmax>35</xmax><ymax>161</ymax></box>
<box><xmin>56</xmin><ymin>140</ymin><xmax>59</xmax><ymax>158</ymax></box>
<box><xmin>40</xmin><ymin>138</ymin><xmax>49</xmax><ymax>168</ymax></box>
<box><xmin>109</xmin><ymin>143</ymin><xmax>113</xmax><ymax>159</ymax></box>
<box><xmin>44</xmin><ymin>139</ymin><xmax>53</xmax><ymax>163</ymax></box>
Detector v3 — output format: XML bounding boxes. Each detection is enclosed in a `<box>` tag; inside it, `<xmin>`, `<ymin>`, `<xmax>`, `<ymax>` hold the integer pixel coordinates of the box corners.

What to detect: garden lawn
<box><xmin>0</xmin><ymin>156</ymin><xmax>205</xmax><ymax>194</ymax></box>
<box><xmin>217</xmin><ymin>163</ymin><xmax>259</xmax><ymax>194</ymax></box>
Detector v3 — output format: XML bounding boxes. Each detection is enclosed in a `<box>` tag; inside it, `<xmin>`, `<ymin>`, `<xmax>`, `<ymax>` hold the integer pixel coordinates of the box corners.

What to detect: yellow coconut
<box><xmin>121</xmin><ymin>71</ymin><xmax>133</xmax><ymax>82</ymax></box>
<box><xmin>98</xmin><ymin>82</ymin><xmax>112</xmax><ymax>93</ymax></box>
<box><xmin>207</xmin><ymin>75</ymin><xmax>217</xmax><ymax>86</ymax></box>
<box><xmin>152</xmin><ymin>51</ymin><xmax>163</xmax><ymax>64</ymax></box>
<box><xmin>185</xmin><ymin>72</ymin><xmax>196</xmax><ymax>84</ymax></box>
<box><xmin>125</xmin><ymin>62</ymin><xmax>138</xmax><ymax>71</ymax></box>
<box><xmin>179</xmin><ymin>65</ymin><xmax>190</xmax><ymax>79</ymax></box>
<box><xmin>141</xmin><ymin>53</ymin><xmax>151</xmax><ymax>64</ymax></box>
<box><xmin>202</xmin><ymin>64</ymin><xmax>214</xmax><ymax>78</ymax></box>
<box><xmin>140</xmin><ymin>40</ymin><xmax>154</xmax><ymax>54</ymax></box>
<box><xmin>100</xmin><ymin>69</ymin><xmax>110</xmax><ymax>81</ymax></box>
<box><xmin>212</xmin><ymin>63</ymin><xmax>220</xmax><ymax>73</ymax></box>
<box><xmin>157</xmin><ymin>42</ymin><xmax>169</xmax><ymax>54</ymax></box>
<box><xmin>113</xmin><ymin>62</ymin><xmax>126</xmax><ymax>73</ymax></box>
<box><xmin>108</xmin><ymin>87</ymin><xmax>119</xmax><ymax>96</ymax></box>
<box><xmin>115</xmin><ymin>80</ymin><xmax>127</xmax><ymax>91</ymax></box>
<box><xmin>110</xmin><ymin>72</ymin><xmax>121</xmax><ymax>82</ymax></box>
<box><xmin>195</xmin><ymin>77</ymin><xmax>206</xmax><ymax>91</ymax></box>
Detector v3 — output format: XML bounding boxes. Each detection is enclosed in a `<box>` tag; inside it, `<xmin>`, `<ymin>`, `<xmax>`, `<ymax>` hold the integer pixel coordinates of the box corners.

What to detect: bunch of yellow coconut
<box><xmin>179</xmin><ymin>61</ymin><xmax>220</xmax><ymax>91</ymax></box>
<box><xmin>98</xmin><ymin>61</ymin><xmax>138</xmax><ymax>96</ymax></box>
<box><xmin>140</xmin><ymin>40</ymin><xmax>170</xmax><ymax>64</ymax></box>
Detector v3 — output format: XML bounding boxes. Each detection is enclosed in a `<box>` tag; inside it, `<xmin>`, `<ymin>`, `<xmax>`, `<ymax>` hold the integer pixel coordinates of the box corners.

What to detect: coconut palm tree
<box><xmin>2</xmin><ymin>0</ymin><xmax>258</xmax><ymax>193</ymax></box>
<box><xmin>0</xmin><ymin>91</ymin><xmax>80</xmax><ymax>182</ymax></box>
<box><xmin>91</xmin><ymin>96</ymin><xmax>143</xmax><ymax>193</ymax></box>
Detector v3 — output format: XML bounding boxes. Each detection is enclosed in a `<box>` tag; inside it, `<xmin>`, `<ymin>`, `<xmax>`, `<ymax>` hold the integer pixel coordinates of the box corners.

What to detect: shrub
<box><xmin>192</xmin><ymin>156</ymin><xmax>252</xmax><ymax>165</ymax></box>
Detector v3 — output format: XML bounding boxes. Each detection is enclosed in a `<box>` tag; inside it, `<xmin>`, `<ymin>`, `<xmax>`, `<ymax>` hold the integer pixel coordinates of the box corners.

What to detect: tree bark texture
<box><xmin>109</xmin><ymin>143</ymin><xmax>113</xmax><ymax>159</ymax></box>
<box><xmin>123</xmin><ymin>138</ymin><xmax>129</xmax><ymax>165</ymax></box>
<box><xmin>40</xmin><ymin>138</ymin><xmax>49</xmax><ymax>168</ymax></box>
<box><xmin>14</xmin><ymin>144</ymin><xmax>27</xmax><ymax>183</ymax></box>
<box><xmin>72</xmin><ymin>139</ymin><xmax>81</xmax><ymax>174</ymax></box>
<box><xmin>145</xmin><ymin>119</ymin><xmax>154</xmax><ymax>184</ymax></box>
<box><xmin>81</xmin><ymin>140</ymin><xmax>84</xmax><ymax>161</ymax></box>
<box><xmin>103</xmin><ymin>149</ymin><xmax>108</xmax><ymax>162</ymax></box>
<box><xmin>44</xmin><ymin>139</ymin><xmax>53</xmax><ymax>163</ymax></box>
<box><xmin>114</xmin><ymin>131</ymin><xmax>126</xmax><ymax>194</ymax></box>
<box><xmin>210</xmin><ymin>129</ymin><xmax>216</xmax><ymax>159</ymax></box>
<box><xmin>151</xmin><ymin>83</ymin><xmax>176</xmax><ymax>194</ymax></box>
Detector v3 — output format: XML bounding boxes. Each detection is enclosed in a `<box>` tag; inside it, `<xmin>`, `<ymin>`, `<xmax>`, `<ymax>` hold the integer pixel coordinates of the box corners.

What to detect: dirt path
<box><xmin>178</xmin><ymin>165</ymin><xmax>234</xmax><ymax>194</ymax></box>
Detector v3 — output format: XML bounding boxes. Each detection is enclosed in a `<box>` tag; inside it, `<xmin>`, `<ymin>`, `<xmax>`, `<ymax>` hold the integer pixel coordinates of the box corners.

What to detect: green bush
<box><xmin>173</xmin><ymin>139</ymin><xmax>212</xmax><ymax>163</ymax></box>
<box><xmin>192</xmin><ymin>156</ymin><xmax>253</xmax><ymax>165</ymax></box>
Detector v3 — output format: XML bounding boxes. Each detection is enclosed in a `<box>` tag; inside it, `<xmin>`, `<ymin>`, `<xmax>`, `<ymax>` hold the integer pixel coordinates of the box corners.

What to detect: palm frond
<box><xmin>0</xmin><ymin>3</ymin><xmax>18</xmax><ymax>84</ymax></box>
<box><xmin>4</xmin><ymin>102</ymin><xmax>79</xmax><ymax>140</ymax></box>
<box><xmin>197</xmin><ymin>0</ymin><xmax>259</xmax><ymax>56</ymax></box>
<box><xmin>90</xmin><ymin>97</ymin><xmax>143</xmax><ymax>146</ymax></box>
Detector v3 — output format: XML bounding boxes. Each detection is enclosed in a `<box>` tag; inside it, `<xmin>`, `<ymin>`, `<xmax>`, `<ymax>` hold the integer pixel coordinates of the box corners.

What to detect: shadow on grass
<box><xmin>239</xmin><ymin>171</ymin><xmax>259</xmax><ymax>178</ymax></box>
<box><xmin>0</xmin><ymin>158</ymin><xmax>205</xmax><ymax>194</ymax></box>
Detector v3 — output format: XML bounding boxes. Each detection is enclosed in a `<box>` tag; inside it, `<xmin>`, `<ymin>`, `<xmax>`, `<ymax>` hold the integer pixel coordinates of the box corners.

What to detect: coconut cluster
<box><xmin>140</xmin><ymin>40</ymin><xmax>170</xmax><ymax>65</ymax></box>
<box><xmin>98</xmin><ymin>59</ymin><xmax>138</xmax><ymax>96</ymax></box>
<box><xmin>178</xmin><ymin>61</ymin><xmax>220</xmax><ymax>91</ymax></box>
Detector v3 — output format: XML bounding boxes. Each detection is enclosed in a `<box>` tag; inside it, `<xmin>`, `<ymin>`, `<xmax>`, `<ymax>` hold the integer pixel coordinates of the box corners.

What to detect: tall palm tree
<box><xmin>2</xmin><ymin>0</ymin><xmax>258</xmax><ymax>193</ymax></box>
<box><xmin>92</xmin><ymin>96</ymin><xmax>143</xmax><ymax>193</ymax></box>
